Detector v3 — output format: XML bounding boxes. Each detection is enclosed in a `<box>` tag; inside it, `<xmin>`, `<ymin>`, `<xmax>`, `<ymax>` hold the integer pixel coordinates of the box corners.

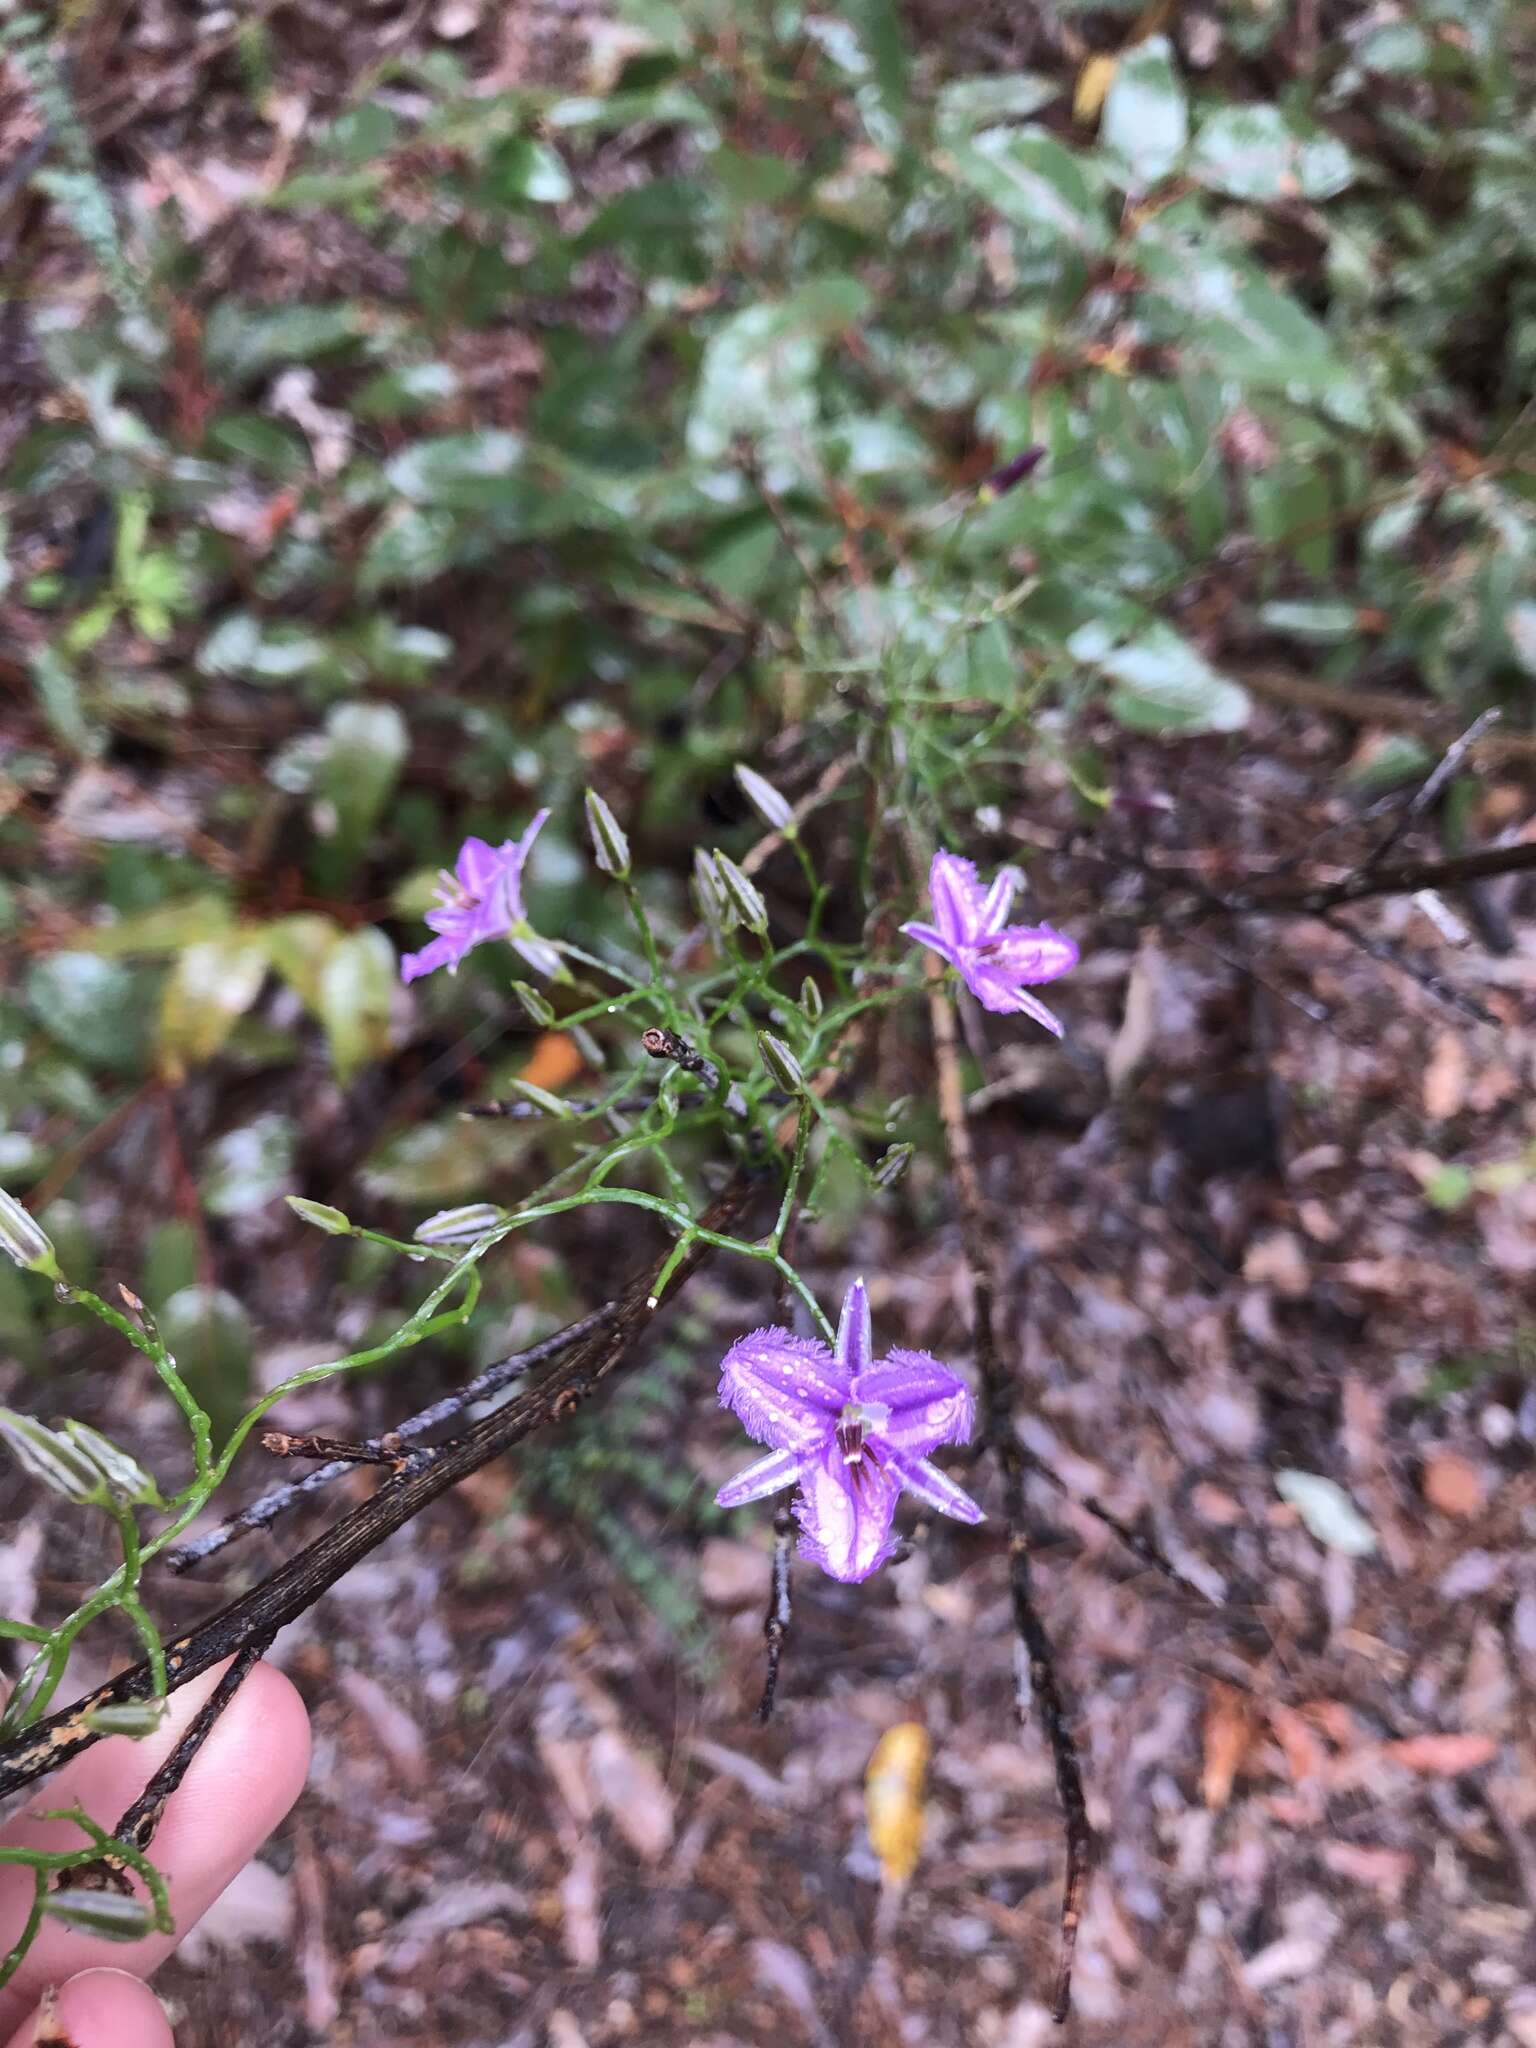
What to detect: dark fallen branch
<box><xmin>112</xmin><ymin>1637</ymin><xmax>272</xmax><ymax>1856</ymax></box>
<box><xmin>0</xmin><ymin>1181</ymin><xmax>752</xmax><ymax>1803</ymax></box>
<box><xmin>167</xmin><ymin>1305</ymin><xmax>620</xmax><ymax>1571</ymax></box>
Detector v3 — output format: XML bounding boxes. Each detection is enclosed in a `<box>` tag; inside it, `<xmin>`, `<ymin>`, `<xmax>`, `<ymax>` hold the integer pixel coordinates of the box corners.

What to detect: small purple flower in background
<box><xmin>715</xmin><ymin>1278</ymin><xmax>983</xmax><ymax>1583</ymax></box>
<box><xmin>978</xmin><ymin>443</ymin><xmax>1046</xmax><ymax>500</ymax></box>
<box><xmin>401</xmin><ymin>811</ymin><xmax>552</xmax><ymax>984</ymax></box>
<box><xmin>901</xmin><ymin>849</ymin><xmax>1078</xmax><ymax>1036</ymax></box>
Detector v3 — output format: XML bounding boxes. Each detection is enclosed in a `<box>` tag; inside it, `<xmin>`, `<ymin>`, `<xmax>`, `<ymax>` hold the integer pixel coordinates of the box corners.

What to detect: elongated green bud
<box><xmin>43</xmin><ymin>1889</ymin><xmax>158</xmax><ymax>1941</ymax></box>
<box><xmin>0</xmin><ymin>1189</ymin><xmax>58</xmax><ymax>1279</ymax></box>
<box><xmin>511</xmin><ymin>981</ymin><xmax>556</xmax><ymax>1027</ymax></box>
<box><xmin>692</xmin><ymin>849</ymin><xmax>729</xmax><ymax>930</ymax></box>
<box><xmin>61</xmin><ymin>1422</ymin><xmax>164</xmax><ymax>1508</ymax></box>
<box><xmin>713</xmin><ymin>851</ymin><xmax>769</xmax><ymax>935</ymax></box>
<box><xmin>415</xmin><ymin>1203</ymin><xmax>507</xmax><ymax>1246</ymax></box>
<box><xmin>584</xmin><ymin>789</ymin><xmax>631</xmax><ymax>878</ymax></box>
<box><xmin>285</xmin><ymin>1197</ymin><xmax>353</xmax><ymax>1237</ymax></box>
<box><xmin>873</xmin><ymin>1142</ymin><xmax>914</xmax><ymax>1188</ymax></box>
<box><xmin>0</xmin><ymin>1410</ymin><xmax>107</xmax><ymax>1505</ymax></box>
<box><xmin>734</xmin><ymin>764</ymin><xmax>795</xmax><ymax>835</ymax></box>
<box><xmin>758</xmin><ymin>1033</ymin><xmax>805</xmax><ymax>1095</ymax></box>
<box><xmin>799</xmin><ymin>976</ymin><xmax>823</xmax><ymax>1022</ymax></box>
<box><xmin>83</xmin><ymin>1697</ymin><xmax>170</xmax><ymax>1739</ymax></box>
<box><xmin>506</xmin><ymin>1078</ymin><xmax>573</xmax><ymax>1119</ymax></box>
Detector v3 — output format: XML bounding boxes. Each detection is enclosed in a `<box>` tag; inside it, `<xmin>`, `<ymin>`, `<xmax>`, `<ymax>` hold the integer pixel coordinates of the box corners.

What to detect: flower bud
<box><xmin>506</xmin><ymin>1078</ymin><xmax>573</xmax><ymax>1119</ymax></box>
<box><xmin>285</xmin><ymin>1197</ymin><xmax>353</xmax><ymax>1237</ymax></box>
<box><xmin>83</xmin><ymin>1697</ymin><xmax>170</xmax><ymax>1739</ymax></box>
<box><xmin>584</xmin><ymin>789</ymin><xmax>631</xmax><ymax>878</ymax></box>
<box><xmin>734</xmin><ymin>764</ymin><xmax>795</xmax><ymax>835</ymax></box>
<box><xmin>758</xmin><ymin>1033</ymin><xmax>805</xmax><ymax>1095</ymax></box>
<box><xmin>61</xmin><ymin>1422</ymin><xmax>163</xmax><ymax>1508</ymax></box>
<box><xmin>415</xmin><ymin>1203</ymin><xmax>508</xmax><ymax>1247</ymax></box>
<box><xmin>511</xmin><ymin>981</ymin><xmax>556</xmax><ymax>1028</ymax></box>
<box><xmin>0</xmin><ymin>1410</ymin><xmax>106</xmax><ymax>1505</ymax></box>
<box><xmin>43</xmin><ymin>1889</ymin><xmax>159</xmax><ymax>1942</ymax></box>
<box><xmin>713</xmin><ymin>851</ymin><xmax>769</xmax><ymax>935</ymax></box>
<box><xmin>873</xmin><ymin>1142</ymin><xmax>914</xmax><ymax>1188</ymax></box>
<box><xmin>799</xmin><ymin>976</ymin><xmax>823</xmax><ymax>1022</ymax></box>
<box><xmin>0</xmin><ymin>1189</ymin><xmax>59</xmax><ymax>1279</ymax></box>
<box><xmin>692</xmin><ymin>849</ymin><xmax>729</xmax><ymax>930</ymax></box>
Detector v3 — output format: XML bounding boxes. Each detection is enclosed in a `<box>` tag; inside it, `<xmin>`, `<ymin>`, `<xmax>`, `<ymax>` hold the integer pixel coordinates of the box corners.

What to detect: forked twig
<box><xmin>111</xmin><ymin>1637</ymin><xmax>273</xmax><ymax>1856</ymax></box>
<box><xmin>166</xmin><ymin>1306</ymin><xmax>621</xmax><ymax>1571</ymax></box>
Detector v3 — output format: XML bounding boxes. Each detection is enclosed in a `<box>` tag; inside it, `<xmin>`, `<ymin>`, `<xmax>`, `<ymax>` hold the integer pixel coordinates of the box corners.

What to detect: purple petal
<box><xmin>978</xmin><ymin>925</ymin><xmax>1078</xmax><ymax>984</ymax></box>
<box><xmin>454</xmin><ymin>836</ymin><xmax>508</xmax><ymax>898</ymax></box>
<box><xmin>834</xmin><ymin>1278</ymin><xmax>873</xmax><ymax>1383</ymax></box>
<box><xmin>899</xmin><ymin>920</ymin><xmax>961</xmax><ymax>969</ymax></box>
<box><xmin>956</xmin><ymin>958</ymin><xmax>1066</xmax><ymax>1033</ymax></box>
<box><xmin>716</xmin><ymin>1446</ymin><xmax>806</xmax><ymax>1509</ymax></box>
<box><xmin>929</xmin><ymin>851</ymin><xmax>982</xmax><ymax>950</ymax></box>
<box><xmin>896</xmin><ymin>1454</ymin><xmax>985</xmax><ymax>1524</ymax></box>
<box><xmin>793</xmin><ymin>1442</ymin><xmax>902</xmax><ymax>1583</ymax></box>
<box><xmin>718</xmin><ymin>1328</ymin><xmax>847</xmax><ymax>1453</ymax></box>
<box><xmin>504</xmin><ymin>807</ymin><xmax>551</xmax><ymax>924</ymax></box>
<box><xmin>401</xmin><ymin>932</ymin><xmax>468</xmax><ymax>983</ymax></box>
<box><xmin>977</xmin><ymin>867</ymin><xmax>1022</xmax><ymax>936</ymax></box>
<box><xmin>857</xmin><ymin>1348</ymin><xmax>975</xmax><ymax>1457</ymax></box>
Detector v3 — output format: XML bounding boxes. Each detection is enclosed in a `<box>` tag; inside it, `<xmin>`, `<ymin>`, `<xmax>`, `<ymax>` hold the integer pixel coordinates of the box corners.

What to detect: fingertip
<box><xmin>3</xmin><ymin>1969</ymin><xmax>173</xmax><ymax>2048</ymax></box>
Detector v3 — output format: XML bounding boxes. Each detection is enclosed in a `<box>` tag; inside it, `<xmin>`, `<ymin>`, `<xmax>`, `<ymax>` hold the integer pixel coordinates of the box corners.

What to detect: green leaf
<box><xmin>1257</xmin><ymin>600</ymin><xmax>1361</xmax><ymax>641</ymax></box>
<box><xmin>353</xmin><ymin>362</ymin><xmax>460</xmax><ymax>419</ymax></box>
<box><xmin>311</xmin><ymin>701</ymin><xmax>409</xmax><ymax>875</ymax></box>
<box><xmin>1099</xmin><ymin>37</ymin><xmax>1187</xmax><ymax>189</ymax></box>
<box><xmin>687</xmin><ymin>279</ymin><xmax>870</xmax><ymax>461</ymax></box>
<box><xmin>1076</xmin><ymin>620</ymin><xmax>1251</xmax><ymax>734</ymax></box>
<box><xmin>358</xmin><ymin>507</ymin><xmax>461</xmax><ymax>591</ymax></box>
<box><xmin>198</xmin><ymin>613</ymin><xmax>337</xmax><ymax>685</ymax></box>
<box><xmin>203</xmin><ymin>302</ymin><xmax>366</xmax><ymax>383</ymax></box>
<box><xmin>384</xmin><ymin>430</ymin><xmax>528</xmax><ymax>511</ymax></box>
<box><xmin>481</xmin><ymin>137</ymin><xmax>573</xmax><ymax>204</ymax></box>
<box><xmin>1189</xmin><ymin>104</ymin><xmax>1355</xmax><ymax>202</ymax></box>
<box><xmin>944</xmin><ymin>129</ymin><xmax>1109</xmax><ymax>250</ymax></box>
<box><xmin>27</xmin><ymin>954</ymin><xmax>147</xmax><ymax>1072</ymax></box>
<box><xmin>157</xmin><ymin>937</ymin><xmax>271</xmax><ymax>1075</ymax></box>
<box><xmin>71</xmin><ymin>896</ymin><xmax>234</xmax><ymax>958</ymax></box>
<box><xmin>1275</xmin><ymin>1470</ymin><xmax>1378</xmax><ymax>1557</ymax></box>
<box><xmin>28</xmin><ymin>646</ymin><xmax>94</xmax><ymax>755</ymax></box>
<box><xmin>316</xmin><ymin>928</ymin><xmax>396</xmax><ymax>1082</ymax></box>
<box><xmin>202</xmin><ymin>1114</ymin><xmax>295</xmax><ymax>1217</ymax></box>
<box><xmin>934</xmin><ymin>72</ymin><xmax>1056</xmax><ymax>143</ymax></box>
<box><xmin>262</xmin><ymin>915</ymin><xmax>341</xmax><ymax>1013</ymax></box>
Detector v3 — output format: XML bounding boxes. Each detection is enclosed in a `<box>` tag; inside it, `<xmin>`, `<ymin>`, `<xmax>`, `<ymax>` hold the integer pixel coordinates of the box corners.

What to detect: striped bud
<box><xmin>584</xmin><ymin>789</ymin><xmax>631</xmax><ymax>878</ymax></box>
<box><xmin>713</xmin><ymin>852</ymin><xmax>769</xmax><ymax>935</ymax></box>
<box><xmin>734</xmin><ymin>764</ymin><xmax>795</xmax><ymax>834</ymax></box>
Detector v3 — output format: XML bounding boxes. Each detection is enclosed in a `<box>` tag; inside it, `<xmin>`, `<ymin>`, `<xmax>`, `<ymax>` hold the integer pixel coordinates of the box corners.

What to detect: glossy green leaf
<box><xmin>316</xmin><ymin>927</ymin><xmax>396</xmax><ymax>1082</ymax></box>
<box><xmin>1189</xmin><ymin>104</ymin><xmax>1355</xmax><ymax>202</ymax></box>
<box><xmin>1077</xmin><ymin>621</ymin><xmax>1252</xmax><ymax>734</ymax></box>
<box><xmin>1099</xmin><ymin>38</ymin><xmax>1187</xmax><ymax>189</ymax></box>
<box><xmin>157</xmin><ymin>937</ymin><xmax>271</xmax><ymax>1075</ymax></box>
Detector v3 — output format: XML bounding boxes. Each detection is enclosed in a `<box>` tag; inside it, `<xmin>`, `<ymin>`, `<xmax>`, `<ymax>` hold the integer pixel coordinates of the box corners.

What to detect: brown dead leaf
<box><xmin>587</xmin><ymin>1728</ymin><xmax>675</xmax><ymax>1861</ymax></box>
<box><xmin>1319</xmin><ymin>1842</ymin><xmax>1413</xmax><ymax>1899</ymax></box>
<box><xmin>1421</xmin><ymin>1450</ymin><xmax>1486</xmax><ymax>1518</ymax></box>
<box><xmin>1269</xmin><ymin>1703</ymin><xmax>1330</xmax><ymax>1787</ymax></box>
<box><xmin>1422</xmin><ymin>1032</ymin><xmax>1468</xmax><ymax>1120</ymax></box>
<box><xmin>1243</xmin><ymin>1229</ymin><xmax>1310</xmax><ymax>1299</ymax></box>
<box><xmin>1381</xmin><ymin>1732</ymin><xmax>1498</xmax><ymax>1775</ymax></box>
<box><xmin>1201</xmin><ymin>1684</ymin><xmax>1259</xmax><ymax>1810</ymax></box>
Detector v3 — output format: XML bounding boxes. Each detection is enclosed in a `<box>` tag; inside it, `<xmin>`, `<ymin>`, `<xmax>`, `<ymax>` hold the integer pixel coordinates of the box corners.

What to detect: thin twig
<box><xmin>1360</xmin><ymin>708</ymin><xmax>1502</xmax><ymax>873</ymax></box>
<box><xmin>756</xmin><ymin>1501</ymin><xmax>795</xmax><ymax>1724</ymax></box>
<box><xmin>925</xmin><ymin>972</ymin><xmax>1090</xmax><ymax>2024</ymax></box>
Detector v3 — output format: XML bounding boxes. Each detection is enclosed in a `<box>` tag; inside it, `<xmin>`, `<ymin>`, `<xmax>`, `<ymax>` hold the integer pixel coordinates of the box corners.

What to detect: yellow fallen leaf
<box><xmin>865</xmin><ymin>1721</ymin><xmax>930</xmax><ymax>1887</ymax></box>
<box><xmin>1074</xmin><ymin>53</ymin><xmax>1117</xmax><ymax>124</ymax></box>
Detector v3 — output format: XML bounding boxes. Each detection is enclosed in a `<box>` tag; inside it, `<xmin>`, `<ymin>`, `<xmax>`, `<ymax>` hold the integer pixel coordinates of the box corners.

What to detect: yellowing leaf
<box><xmin>865</xmin><ymin>1721</ymin><xmax>930</xmax><ymax>1887</ymax></box>
<box><xmin>158</xmin><ymin>937</ymin><xmax>270</xmax><ymax>1078</ymax></box>
<box><xmin>1074</xmin><ymin>53</ymin><xmax>1117</xmax><ymax>124</ymax></box>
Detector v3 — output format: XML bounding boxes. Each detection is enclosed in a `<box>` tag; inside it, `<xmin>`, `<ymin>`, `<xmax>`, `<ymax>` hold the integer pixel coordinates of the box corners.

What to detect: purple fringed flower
<box><xmin>401</xmin><ymin>811</ymin><xmax>552</xmax><ymax>985</ymax></box>
<box><xmin>901</xmin><ymin>848</ymin><xmax>1078</xmax><ymax>1036</ymax></box>
<box><xmin>715</xmin><ymin>1278</ymin><xmax>983</xmax><ymax>1583</ymax></box>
